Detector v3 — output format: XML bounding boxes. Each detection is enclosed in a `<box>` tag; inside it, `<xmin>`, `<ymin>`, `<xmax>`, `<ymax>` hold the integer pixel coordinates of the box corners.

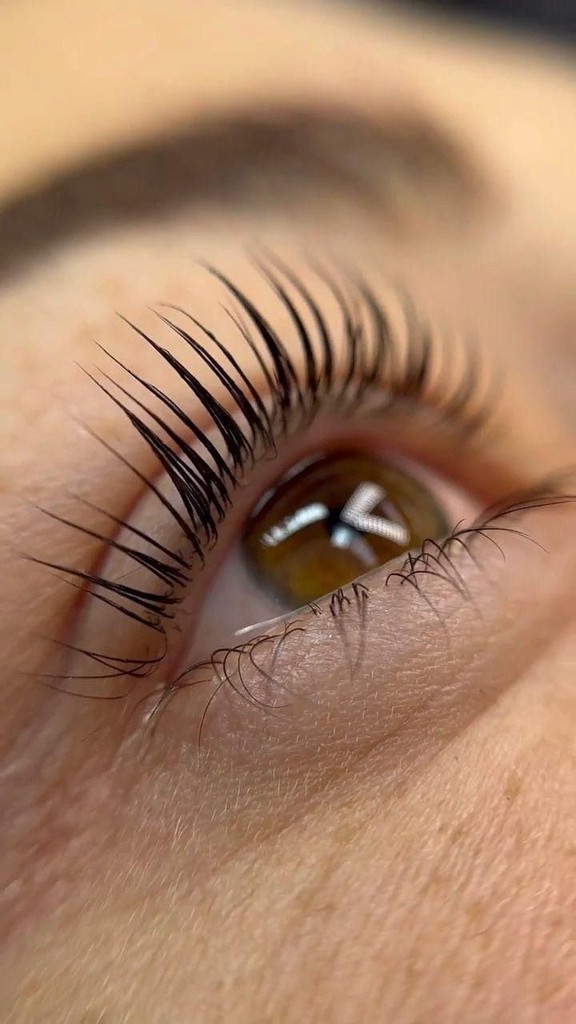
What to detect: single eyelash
<box><xmin>30</xmin><ymin>258</ymin><xmax>494</xmax><ymax>696</ymax></box>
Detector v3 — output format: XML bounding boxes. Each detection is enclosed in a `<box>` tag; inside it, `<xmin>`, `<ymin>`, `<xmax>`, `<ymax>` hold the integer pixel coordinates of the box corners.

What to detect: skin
<box><xmin>0</xmin><ymin>1</ymin><xmax>575</xmax><ymax>1021</ymax></box>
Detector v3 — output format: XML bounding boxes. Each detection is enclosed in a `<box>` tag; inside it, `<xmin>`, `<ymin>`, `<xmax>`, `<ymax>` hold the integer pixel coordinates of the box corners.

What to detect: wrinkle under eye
<box><xmin>243</xmin><ymin>453</ymin><xmax>450</xmax><ymax>607</ymax></box>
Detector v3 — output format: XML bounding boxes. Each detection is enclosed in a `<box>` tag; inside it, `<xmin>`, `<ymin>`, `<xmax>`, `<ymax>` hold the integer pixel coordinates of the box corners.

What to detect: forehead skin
<box><xmin>1</xmin><ymin>0</ymin><xmax>575</xmax><ymax>463</ymax></box>
<box><xmin>0</xmin><ymin>2</ymin><xmax>576</xmax><ymax>1024</ymax></box>
<box><xmin>1</xmin><ymin>0</ymin><xmax>575</xmax><ymax>227</ymax></box>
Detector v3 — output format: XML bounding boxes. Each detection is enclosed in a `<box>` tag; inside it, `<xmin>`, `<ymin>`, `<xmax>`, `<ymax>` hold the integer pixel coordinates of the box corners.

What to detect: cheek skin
<box><xmin>0</xmin><ymin>663</ymin><xmax>575</xmax><ymax>1024</ymax></box>
<box><xmin>0</xmin><ymin>505</ymin><xmax>575</xmax><ymax>1023</ymax></box>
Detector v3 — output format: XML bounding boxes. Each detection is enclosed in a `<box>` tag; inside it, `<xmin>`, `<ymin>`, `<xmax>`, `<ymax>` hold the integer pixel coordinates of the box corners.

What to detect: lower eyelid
<box><xmin>146</xmin><ymin>497</ymin><xmax>576</xmax><ymax>768</ymax></box>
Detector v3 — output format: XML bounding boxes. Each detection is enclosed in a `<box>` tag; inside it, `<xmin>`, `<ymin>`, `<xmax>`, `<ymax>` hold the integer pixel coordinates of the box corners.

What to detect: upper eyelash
<box><xmin>29</xmin><ymin>256</ymin><xmax>494</xmax><ymax>684</ymax></box>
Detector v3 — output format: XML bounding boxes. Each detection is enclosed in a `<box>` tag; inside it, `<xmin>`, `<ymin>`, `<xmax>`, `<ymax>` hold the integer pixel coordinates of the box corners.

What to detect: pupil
<box><xmin>242</xmin><ymin>453</ymin><xmax>449</xmax><ymax>609</ymax></box>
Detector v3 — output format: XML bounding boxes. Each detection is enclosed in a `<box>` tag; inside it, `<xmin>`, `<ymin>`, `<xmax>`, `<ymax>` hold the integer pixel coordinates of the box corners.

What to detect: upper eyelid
<box><xmin>90</xmin><ymin>258</ymin><xmax>495</xmax><ymax>500</ymax></box>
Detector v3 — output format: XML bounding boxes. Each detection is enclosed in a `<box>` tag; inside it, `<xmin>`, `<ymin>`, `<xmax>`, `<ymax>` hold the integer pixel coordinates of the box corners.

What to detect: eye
<box><xmin>244</xmin><ymin>453</ymin><xmax>454</xmax><ymax>607</ymax></box>
<box><xmin>36</xmin><ymin>259</ymin><xmax>499</xmax><ymax>715</ymax></box>
<box><xmin>189</xmin><ymin>445</ymin><xmax>478</xmax><ymax>665</ymax></box>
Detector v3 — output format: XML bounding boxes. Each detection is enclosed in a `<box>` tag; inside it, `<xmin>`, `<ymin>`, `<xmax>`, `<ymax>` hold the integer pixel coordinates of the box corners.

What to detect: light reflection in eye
<box><xmin>261</xmin><ymin>501</ymin><xmax>330</xmax><ymax>547</ymax></box>
<box><xmin>333</xmin><ymin>481</ymin><xmax>410</xmax><ymax>546</ymax></box>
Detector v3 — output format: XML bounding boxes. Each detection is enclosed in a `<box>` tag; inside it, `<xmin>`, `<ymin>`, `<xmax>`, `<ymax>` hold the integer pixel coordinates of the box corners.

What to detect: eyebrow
<box><xmin>0</xmin><ymin>105</ymin><xmax>486</xmax><ymax>281</ymax></box>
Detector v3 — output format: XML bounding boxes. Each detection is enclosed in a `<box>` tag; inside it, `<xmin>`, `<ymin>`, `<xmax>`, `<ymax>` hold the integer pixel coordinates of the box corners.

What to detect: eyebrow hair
<box><xmin>0</xmin><ymin>105</ymin><xmax>487</xmax><ymax>281</ymax></box>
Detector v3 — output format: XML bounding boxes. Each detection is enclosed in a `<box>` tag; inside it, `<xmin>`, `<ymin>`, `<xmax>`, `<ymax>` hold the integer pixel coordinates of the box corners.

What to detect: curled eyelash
<box><xmin>387</xmin><ymin>484</ymin><xmax>576</xmax><ymax>602</ymax></box>
<box><xmin>29</xmin><ymin>257</ymin><xmax>497</xmax><ymax>716</ymax></box>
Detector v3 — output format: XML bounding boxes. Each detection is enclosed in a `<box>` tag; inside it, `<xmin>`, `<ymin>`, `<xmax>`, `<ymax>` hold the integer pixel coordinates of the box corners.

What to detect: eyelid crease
<box><xmin>29</xmin><ymin>257</ymin><xmax>498</xmax><ymax>711</ymax></box>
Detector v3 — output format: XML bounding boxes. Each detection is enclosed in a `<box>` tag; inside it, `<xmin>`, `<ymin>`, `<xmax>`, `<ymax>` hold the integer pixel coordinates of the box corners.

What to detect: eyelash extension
<box><xmin>30</xmin><ymin>256</ymin><xmax>496</xmax><ymax>702</ymax></box>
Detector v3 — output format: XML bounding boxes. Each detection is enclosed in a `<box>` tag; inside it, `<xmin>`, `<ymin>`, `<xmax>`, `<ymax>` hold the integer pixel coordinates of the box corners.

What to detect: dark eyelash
<box><xmin>29</xmin><ymin>257</ymin><xmax>494</xmax><ymax>692</ymax></box>
<box><xmin>386</xmin><ymin>487</ymin><xmax>576</xmax><ymax>609</ymax></box>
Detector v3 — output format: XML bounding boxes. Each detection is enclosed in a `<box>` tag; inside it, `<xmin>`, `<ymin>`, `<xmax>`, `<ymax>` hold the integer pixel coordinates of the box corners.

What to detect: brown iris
<box><xmin>242</xmin><ymin>454</ymin><xmax>450</xmax><ymax>608</ymax></box>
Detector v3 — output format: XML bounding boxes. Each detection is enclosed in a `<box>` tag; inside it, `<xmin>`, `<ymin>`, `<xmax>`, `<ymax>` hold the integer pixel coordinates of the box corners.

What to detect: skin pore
<box><xmin>0</xmin><ymin>1</ymin><xmax>575</xmax><ymax>1021</ymax></box>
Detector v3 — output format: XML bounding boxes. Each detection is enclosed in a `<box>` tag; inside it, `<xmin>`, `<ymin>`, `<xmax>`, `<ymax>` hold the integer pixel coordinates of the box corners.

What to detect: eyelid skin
<box><xmin>158</xmin><ymin>494</ymin><xmax>576</xmax><ymax>782</ymax></box>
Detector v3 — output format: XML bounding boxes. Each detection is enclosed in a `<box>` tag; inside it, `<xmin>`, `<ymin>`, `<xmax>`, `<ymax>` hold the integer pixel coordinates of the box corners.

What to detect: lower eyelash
<box><xmin>387</xmin><ymin>486</ymin><xmax>576</xmax><ymax>611</ymax></box>
<box><xmin>28</xmin><ymin>256</ymin><xmax>497</xmax><ymax>712</ymax></box>
<box><xmin>31</xmin><ymin>486</ymin><xmax>576</xmax><ymax>748</ymax></box>
<box><xmin>152</xmin><ymin>619</ymin><xmax>308</xmax><ymax>743</ymax></box>
<box><xmin>129</xmin><ymin>486</ymin><xmax>575</xmax><ymax>743</ymax></box>
<box><xmin>130</xmin><ymin>581</ymin><xmax>373</xmax><ymax>745</ymax></box>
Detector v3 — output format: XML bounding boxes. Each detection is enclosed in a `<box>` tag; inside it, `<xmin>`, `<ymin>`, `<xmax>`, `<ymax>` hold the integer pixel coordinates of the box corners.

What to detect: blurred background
<box><xmin>395</xmin><ymin>0</ymin><xmax>575</xmax><ymax>39</ymax></box>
